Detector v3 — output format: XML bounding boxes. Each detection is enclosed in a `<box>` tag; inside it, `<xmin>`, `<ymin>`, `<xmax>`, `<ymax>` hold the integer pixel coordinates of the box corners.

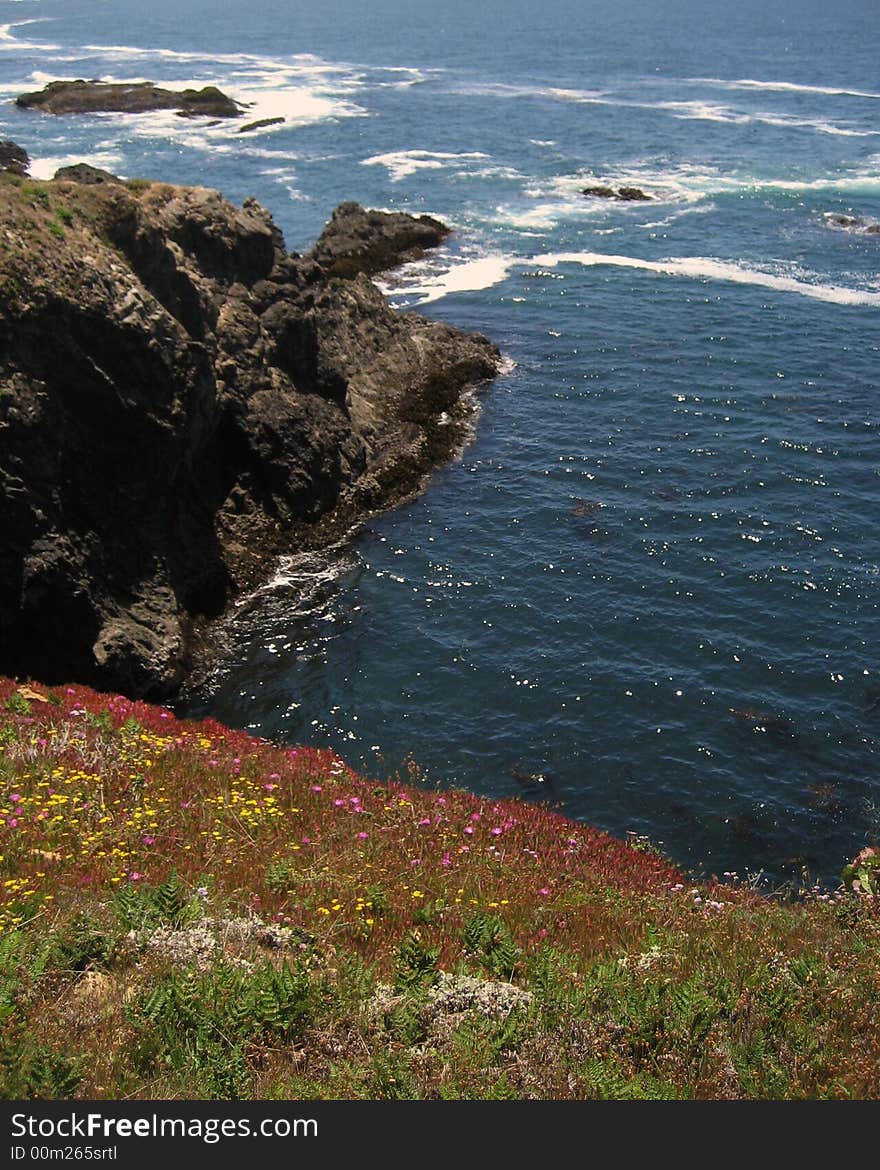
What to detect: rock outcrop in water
<box><xmin>824</xmin><ymin>213</ymin><xmax>880</xmax><ymax>236</ymax></box>
<box><xmin>0</xmin><ymin>167</ymin><xmax>500</xmax><ymax>698</ymax></box>
<box><xmin>309</xmin><ymin>201</ymin><xmax>452</xmax><ymax>277</ymax></box>
<box><xmin>581</xmin><ymin>184</ymin><xmax>651</xmax><ymax>201</ymax></box>
<box><xmin>237</xmin><ymin>117</ymin><xmax>286</xmax><ymax>134</ymax></box>
<box><xmin>0</xmin><ymin>140</ymin><xmax>29</xmax><ymax>175</ymax></box>
<box><xmin>15</xmin><ymin>80</ymin><xmax>244</xmax><ymax>118</ymax></box>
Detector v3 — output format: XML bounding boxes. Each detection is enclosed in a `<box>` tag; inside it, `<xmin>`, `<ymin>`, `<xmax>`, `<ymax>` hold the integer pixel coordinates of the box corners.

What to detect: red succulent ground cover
<box><xmin>5</xmin><ymin>676</ymin><xmax>880</xmax><ymax>1100</ymax></box>
<box><xmin>0</xmin><ymin>675</ymin><xmax>687</xmax><ymax>946</ymax></box>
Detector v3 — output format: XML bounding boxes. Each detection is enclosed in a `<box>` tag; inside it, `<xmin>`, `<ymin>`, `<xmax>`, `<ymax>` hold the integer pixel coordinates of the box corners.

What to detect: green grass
<box><xmin>0</xmin><ymin>676</ymin><xmax>877</xmax><ymax>1100</ymax></box>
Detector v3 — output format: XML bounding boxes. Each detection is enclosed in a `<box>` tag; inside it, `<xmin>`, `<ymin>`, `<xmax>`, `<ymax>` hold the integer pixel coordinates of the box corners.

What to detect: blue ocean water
<box><xmin>2</xmin><ymin>0</ymin><xmax>878</xmax><ymax>884</ymax></box>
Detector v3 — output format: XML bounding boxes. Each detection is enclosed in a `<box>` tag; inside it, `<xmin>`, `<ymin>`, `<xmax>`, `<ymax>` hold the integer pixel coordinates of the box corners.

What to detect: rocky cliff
<box><xmin>0</xmin><ymin>163</ymin><xmax>500</xmax><ymax>698</ymax></box>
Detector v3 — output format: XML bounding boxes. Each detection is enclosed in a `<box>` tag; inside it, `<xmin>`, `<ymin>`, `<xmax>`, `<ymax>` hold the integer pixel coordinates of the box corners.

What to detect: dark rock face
<box><xmin>0</xmin><ymin>140</ymin><xmax>29</xmax><ymax>175</ymax></box>
<box><xmin>582</xmin><ymin>184</ymin><xmax>651</xmax><ymax>201</ymax></box>
<box><xmin>15</xmin><ymin>80</ymin><xmax>243</xmax><ymax>118</ymax></box>
<box><xmin>309</xmin><ymin>201</ymin><xmax>452</xmax><ymax>277</ymax></box>
<box><xmin>0</xmin><ymin>179</ymin><xmax>499</xmax><ymax>698</ymax></box>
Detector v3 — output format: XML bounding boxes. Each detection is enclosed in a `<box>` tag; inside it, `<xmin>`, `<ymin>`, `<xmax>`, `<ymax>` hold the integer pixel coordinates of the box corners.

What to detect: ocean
<box><xmin>2</xmin><ymin>0</ymin><xmax>878</xmax><ymax>885</ymax></box>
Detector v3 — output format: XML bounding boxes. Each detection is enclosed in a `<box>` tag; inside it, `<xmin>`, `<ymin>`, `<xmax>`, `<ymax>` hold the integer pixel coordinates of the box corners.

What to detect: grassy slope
<box><xmin>0</xmin><ymin>676</ymin><xmax>877</xmax><ymax>1100</ymax></box>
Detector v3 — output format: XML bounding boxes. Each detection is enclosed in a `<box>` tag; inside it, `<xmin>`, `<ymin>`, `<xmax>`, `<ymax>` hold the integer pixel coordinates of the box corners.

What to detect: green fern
<box><xmin>152</xmin><ymin>873</ymin><xmax>200</xmax><ymax>928</ymax></box>
<box><xmin>113</xmin><ymin>873</ymin><xmax>201</xmax><ymax>932</ymax></box>
<box><xmin>460</xmin><ymin>912</ymin><xmax>520</xmax><ymax>978</ymax></box>
<box><xmin>384</xmin><ymin>1001</ymin><xmax>427</xmax><ymax>1045</ymax></box>
<box><xmin>369</xmin><ymin>1052</ymin><xmax>418</xmax><ymax>1100</ymax></box>
<box><xmin>485</xmin><ymin>1071</ymin><xmax>518</xmax><ymax>1099</ymax></box>
<box><xmin>394</xmin><ymin>930</ymin><xmax>440</xmax><ymax>991</ymax></box>
<box><xmin>579</xmin><ymin>1058</ymin><xmax>680</xmax><ymax>1100</ymax></box>
<box><xmin>0</xmin><ymin>1030</ymin><xmax>82</xmax><ymax>1099</ymax></box>
<box><xmin>47</xmin><ymin>914</ymin><xmax>118</xmax><ymax>973</ymax></box>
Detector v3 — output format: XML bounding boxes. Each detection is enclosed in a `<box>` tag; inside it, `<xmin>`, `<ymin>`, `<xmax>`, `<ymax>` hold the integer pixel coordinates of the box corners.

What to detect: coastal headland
<box><xmin>0</xmin><ymin>152</ymin><xmax>500</xmax><ymax>699</ymax></box>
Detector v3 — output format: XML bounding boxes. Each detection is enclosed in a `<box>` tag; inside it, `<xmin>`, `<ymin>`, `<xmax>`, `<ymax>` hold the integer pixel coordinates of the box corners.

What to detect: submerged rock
<box><xmin>15</xmin><ymin>79</ymin><xmax>243</xmax><ymax>118</ymax></box>
<box><xmin>309</xmin><ymin>200</ymin><xmax>452</xmax><ymax>277</ymax></box>
<box><xmin>0</xmin><ymin>175</ymin><xmax>500</xmax><ymax>697</ymax></box>
<box><xmin>237</xmin><ymin>116</ymin><xmax>286</xmax><ymax>134</ymax></box>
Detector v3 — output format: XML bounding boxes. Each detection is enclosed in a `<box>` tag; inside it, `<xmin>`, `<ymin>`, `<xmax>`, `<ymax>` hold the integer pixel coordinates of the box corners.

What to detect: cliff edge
<box><xmin>0</xmin><ymin>162</ymin><xmax>500</xmax><ymax>697</ymax></box>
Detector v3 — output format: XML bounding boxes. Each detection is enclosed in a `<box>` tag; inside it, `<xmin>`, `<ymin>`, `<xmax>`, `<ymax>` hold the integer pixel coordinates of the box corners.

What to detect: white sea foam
<box><xmin>264</xmin><ymin>547</ymin><xmax>358</xmax><ymax>596</ymax></box>
<box><xmin>378</xmin><ymin>253</ymin><xmax>516</xmax><ymax>305</ymax></box>
<box><xmin>497</xmin><ymin>162</ymin><xmax>724</xmax><ymax>232</ymax></box>
<box><xmin>456</xmin><ymin>75</ymin><xmax>879</xmax><ymax>138</ymax></box>
<box><xmin>530</xmin><ymin>251</ymin><xmax>880</xmax><ymax>308</ymax></box>
<box><xmin>748</xmin><ymin>172</ymin><xmax>880</xmax><ymax>195</ymax></box>
<box><xmin>361</xmin><ymin>149</ymin><xmax>490</xmax><ymax>182</ymax></box>
<box><xmin>459</xmin><ymin>164</ymin><xmax>524</xmax><ymax>181</ymax></box>
<box><xmin>81</xmin><ymin>43</ymin><xmax>326</xmax><ymax>67</ymax></box>
<box><xmin>9</xmin><ymin>35</ymin><xmax>373</xmax><ymax>139</ymax></box>
<box><xmin>28</xmin><ymin>151</ymin><xmax>124</xmax><ymax>180</ymax></box>
<box><xmin>451</xmin><ymin>80</ymin><xmax>606</xmax><ymax>103</ymax></box>
<box><xmin>450</xmin><ymin>77</ymin><xmax>880</xmax><ymax>137</ymax></box>
<box><xmin>656</xmin><ymin>99</ymin><xmax>877</xmax><ymax>137</ymax></box>
<box><xmin>0</xmin><ymin>16</ymin><xmax>58</xmax><ymax>50</ymax></box>
<box><xmin>100</xmin><ymin>80</ymin><xmax>366</xmax><ymax>153</ymax></box>
<box><xmin>496</xmin><ymin>202</ymin><xmax>580</xmax><ymax>231</ymax></box>
<box><xmin>233</xmin><ymin>84</ymin><xmax>366</xmax><ymax>128</ymax></box>
<box><xmin>691</xmin><ymin>76</ymin><xmax>880</xmax><ymax>101</ymax></box>
<box><xmin>26</xmin><ymin>69</ymin><xmax>61</xmax><ymax>85</ymax></box>
<box><xmin>371</xmin><ymin>65</ymin><xmax>433</xmax><ymax>89</ymax></box>
<box><xmin>535</xmin><ymin>164</ymin><xmax>726</xmax><ymax>205</ymax></box>
<box><xmin>503</xmin><ymin>158</ymin><xmax>880</xmax><ymax>232</ymax></box>
<box><xmin>638</xmin><ymin>204</ymin><xmax>717</xmax><ymax>230</ymax></box>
